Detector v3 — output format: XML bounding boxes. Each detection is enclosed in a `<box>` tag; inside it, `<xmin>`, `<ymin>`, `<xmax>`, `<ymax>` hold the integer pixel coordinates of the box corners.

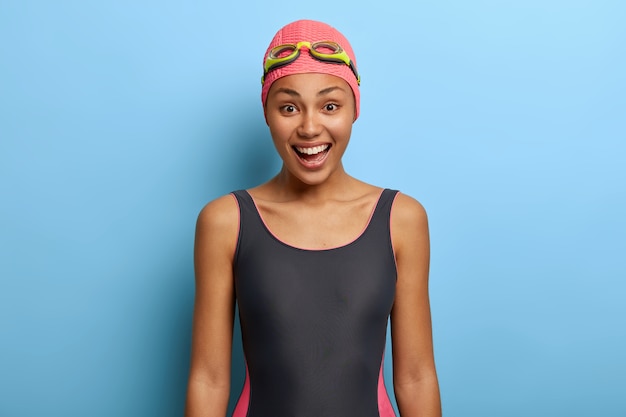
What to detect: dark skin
<box><xmin>185</xmin><ymin>74</ymin><xmax>441</xmax><ymax>417</ymax></box>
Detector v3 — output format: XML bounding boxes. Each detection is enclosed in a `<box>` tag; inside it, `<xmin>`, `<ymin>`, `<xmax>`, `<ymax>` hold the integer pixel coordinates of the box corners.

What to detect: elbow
<box><xmin>187</xmin><ymin>366</ymin><xmax>231</xmax><ymax>391</ymax></box>
<box><xmin>394</xmin><ymin>362</ymin><xmax>439</xmax><ymax>387</ymax></box>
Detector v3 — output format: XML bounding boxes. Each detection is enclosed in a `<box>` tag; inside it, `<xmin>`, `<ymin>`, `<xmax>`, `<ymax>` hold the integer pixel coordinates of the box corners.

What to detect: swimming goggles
<box><xmin>262</xmin><ymin>41</ymin><xmax>361</xmax><ymax>85</ymax></box>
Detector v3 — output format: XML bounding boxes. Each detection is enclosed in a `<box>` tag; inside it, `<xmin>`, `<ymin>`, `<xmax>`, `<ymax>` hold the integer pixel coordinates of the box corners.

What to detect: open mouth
<box><xmin>293</xmin><ymin>144</ymin><xmax>331</xmax><ymax>164</ymax></box>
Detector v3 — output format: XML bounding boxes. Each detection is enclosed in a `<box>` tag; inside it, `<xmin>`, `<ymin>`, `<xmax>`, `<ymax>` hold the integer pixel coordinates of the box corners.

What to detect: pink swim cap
<box><xmin>261</xmin><ymin>20</ymin><xmax>360</xmax><ymax>119</ymax></box>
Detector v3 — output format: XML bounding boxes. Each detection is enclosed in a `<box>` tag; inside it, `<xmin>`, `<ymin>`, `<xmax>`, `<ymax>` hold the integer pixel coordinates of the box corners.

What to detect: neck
<box><xmin>270</xmin><ymin>164</ymin><xmax>357</xmax><ymax>202</ymax></box>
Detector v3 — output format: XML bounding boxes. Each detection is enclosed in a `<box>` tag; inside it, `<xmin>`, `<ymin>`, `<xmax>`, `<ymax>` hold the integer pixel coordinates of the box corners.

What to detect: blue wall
<box><xmin>1</xmin><ymin>1</ymin><xmax>624</xmax><ymax>416</ymax></box>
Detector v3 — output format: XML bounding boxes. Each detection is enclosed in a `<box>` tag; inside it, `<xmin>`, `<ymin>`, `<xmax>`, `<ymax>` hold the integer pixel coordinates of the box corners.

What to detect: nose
<box><xmin>296</xmin><ymin>110</ymin><xmax>322</xmax><ymax>139</ymax></box>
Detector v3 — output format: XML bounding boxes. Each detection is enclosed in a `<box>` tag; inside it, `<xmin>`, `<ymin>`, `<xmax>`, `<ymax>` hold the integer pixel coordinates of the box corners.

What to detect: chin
<box><xmin>292</xmin><ymin>167</ymin><xmax>341</xmax><ymax>187</ymax></box>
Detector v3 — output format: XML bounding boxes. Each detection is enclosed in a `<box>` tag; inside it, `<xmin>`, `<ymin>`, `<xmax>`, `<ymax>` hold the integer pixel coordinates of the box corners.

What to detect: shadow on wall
<box><xmin>229</xmin><ymin>307</ymin><xmax>246</xmax><ymax>414</ymax></box>
<box><xmin>195</xmin><ymin>101</ymin><xmax>280</xmax><ymax>195</ymax></box>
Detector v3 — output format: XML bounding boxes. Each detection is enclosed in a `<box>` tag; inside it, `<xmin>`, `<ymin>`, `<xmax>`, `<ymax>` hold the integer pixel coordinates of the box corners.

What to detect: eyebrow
<box><xmin>317</xmin><ymin>86</ymin><xmax>346</xmax><ymax>96</ymax></box>
<box><xmin>274</xmin><ymin>87</ymin><xmax>300</xmax><ymax>97</ymax></box>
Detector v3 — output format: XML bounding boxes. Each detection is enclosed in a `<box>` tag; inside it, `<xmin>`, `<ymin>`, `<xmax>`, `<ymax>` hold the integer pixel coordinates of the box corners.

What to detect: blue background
<box><xmin>1</xmin><ymin>0</ymin><xmax>625</xmax><ymax>416</ymax></box>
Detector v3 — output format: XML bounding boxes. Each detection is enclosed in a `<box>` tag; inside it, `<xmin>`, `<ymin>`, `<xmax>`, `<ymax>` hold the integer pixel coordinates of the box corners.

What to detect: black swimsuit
<box><xmin>231</xmin><ymin>189</ymin><xmax>399</xmax><ymax>417</ymax></box>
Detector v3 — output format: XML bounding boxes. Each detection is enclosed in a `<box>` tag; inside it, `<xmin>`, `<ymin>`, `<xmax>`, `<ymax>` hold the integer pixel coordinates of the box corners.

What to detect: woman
<box><xmin>185</xmin><ymin>19</ymin><xmax>441</xmax><ymax>417</ymax></box>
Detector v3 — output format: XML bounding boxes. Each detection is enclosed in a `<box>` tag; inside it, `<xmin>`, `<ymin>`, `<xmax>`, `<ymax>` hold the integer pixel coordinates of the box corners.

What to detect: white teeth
<box><xmin>295</xmin><ymin>144</ymin><xmax>329</xmax><ymax>155</ymax></box>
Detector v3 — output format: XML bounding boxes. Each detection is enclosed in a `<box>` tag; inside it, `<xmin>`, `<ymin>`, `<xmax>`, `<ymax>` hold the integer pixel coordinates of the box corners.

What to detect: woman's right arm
<box><xmin>185</xmin><ymin>195</ymin><xmax>240</xmax><ymax>417</ymax></box>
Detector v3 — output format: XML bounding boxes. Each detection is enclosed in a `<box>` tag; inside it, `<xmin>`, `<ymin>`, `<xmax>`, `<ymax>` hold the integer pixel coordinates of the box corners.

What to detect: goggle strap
<box><xmin>309</xmin><ymin>55</ymin><xmax>360</xmax><ymax>86</ymax></box>
<box><xmin>309</xmin><ymin>54</ymin><xmax>347</xmax><ymax>65</ymax></box>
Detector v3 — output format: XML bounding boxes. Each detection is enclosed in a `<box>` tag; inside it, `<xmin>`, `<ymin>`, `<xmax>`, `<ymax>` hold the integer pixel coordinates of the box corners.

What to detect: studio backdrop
<box><xmin>1</xmin><ymin>1</ymin><xmax>625</xmax><ymax>416</ymax></box>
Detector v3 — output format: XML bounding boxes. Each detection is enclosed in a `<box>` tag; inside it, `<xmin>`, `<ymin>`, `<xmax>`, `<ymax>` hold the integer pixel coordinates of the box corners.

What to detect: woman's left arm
<box><xmin>390</xmin><ymin>193</ymin><xmax>442</xmax><ymax>417</ymax></box>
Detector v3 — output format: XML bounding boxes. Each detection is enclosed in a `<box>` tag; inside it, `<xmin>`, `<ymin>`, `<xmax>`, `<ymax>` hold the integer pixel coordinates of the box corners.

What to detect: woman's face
<box><xmin>264</xmin><ymin>73</ymin><xmax>356</xmax><ymax>186</ymax></box>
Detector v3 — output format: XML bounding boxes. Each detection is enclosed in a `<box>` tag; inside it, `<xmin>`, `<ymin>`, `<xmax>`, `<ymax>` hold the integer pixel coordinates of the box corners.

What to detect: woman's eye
<box><xmin>282</xmin><ymin>105</ymin><xmax>296</xmax><ymax>113</ymax></box>
<box><xmin>324</xmin><ymin>103</ymin><xmax>338</xmax><ymax>112</ymax></box>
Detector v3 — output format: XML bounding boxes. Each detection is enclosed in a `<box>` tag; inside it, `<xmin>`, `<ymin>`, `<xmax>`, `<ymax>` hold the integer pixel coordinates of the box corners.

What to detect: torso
<box><xmin>231</xmin><ymin>187</ymin><xmax>399</xmax><ymax>417</ymax></box>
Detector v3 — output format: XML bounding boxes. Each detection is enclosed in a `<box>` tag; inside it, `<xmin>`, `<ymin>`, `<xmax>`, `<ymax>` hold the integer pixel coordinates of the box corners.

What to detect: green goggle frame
<box><xmin>262</xmin><ymin>41</ymin><xmax>361</xmax><ymax>86</ymax></box>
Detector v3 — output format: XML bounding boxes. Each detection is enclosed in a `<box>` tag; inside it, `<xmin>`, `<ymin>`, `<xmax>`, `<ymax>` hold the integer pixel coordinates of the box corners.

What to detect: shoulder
<box><xmin>391</xmin><ymin>192</ymin><xmax>428</xmax><ymax>228</ymax></box>
<box><xmin>195</xmin><ymin>193</ymin><xmax>240</xmax><ymax>252</ymax></box>
<box><xmin>390</xmin><ymin>192</ymin><xmax>429</xmax><ymax>256</ymax></box>
<box><xmin>197</xmin><ymin>193</ymin><xmax>239</xmax><ymax>227</ymax></box>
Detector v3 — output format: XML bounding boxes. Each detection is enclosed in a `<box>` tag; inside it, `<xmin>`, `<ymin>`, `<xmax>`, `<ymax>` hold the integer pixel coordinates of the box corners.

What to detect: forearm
<box><xmin>185</xmin><ymin>377</ymin><xmax>230</xmax><ymax>417</ymax></box>
<box><xmin>394</xmin><ymin>373</ymin><xmax>441</xmax><ymax>417</ymax></box>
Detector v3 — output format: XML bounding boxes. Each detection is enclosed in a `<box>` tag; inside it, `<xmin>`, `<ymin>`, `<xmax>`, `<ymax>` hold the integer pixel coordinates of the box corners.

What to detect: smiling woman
<box><xmin>185</xmin><ymin>19</ymin><xmax>441</xmax><ymax>417</ymax></box>
<box><xmin>265</xmin><ymin>74</ymin><xmax>355</xmax><ymax>183</ymax></box>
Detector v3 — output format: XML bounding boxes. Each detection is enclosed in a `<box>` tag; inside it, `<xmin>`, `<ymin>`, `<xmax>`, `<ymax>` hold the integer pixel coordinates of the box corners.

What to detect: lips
<box><xmin>293</xmin><ymin>144</ymin><xmax>331</xmax><ymax>166</ymax></box>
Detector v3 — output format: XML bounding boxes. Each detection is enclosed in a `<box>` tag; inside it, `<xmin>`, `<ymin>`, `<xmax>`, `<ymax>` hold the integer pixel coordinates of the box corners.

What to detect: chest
<box><xmin>254</xmin><ymin>200</ymin><xmax>373</xmax><ymax>250</ymax></box>
<box><xmin>235</xmin><ymin>243</ymin><xmax>397</xmax><ymax>329</ymax></box>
